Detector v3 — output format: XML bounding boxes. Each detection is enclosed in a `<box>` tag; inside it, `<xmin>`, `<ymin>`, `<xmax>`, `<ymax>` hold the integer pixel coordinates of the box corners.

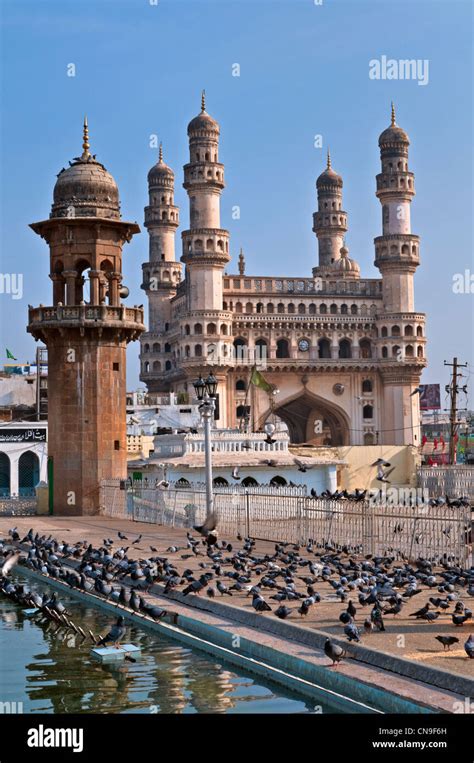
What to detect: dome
<box><xmin>331</xmin><ymin>245</ymin><xmax>360</xmax><ymax>278</ymax></box>
<box><xmin>187</xmin><ymin>91</ymin><xmax>219</xmax><ymax>136</ymax></box>
<box><xmin>316</xmin><ymin>150</ymin><xmax>342</xmax><ymax>189</ymax></box>
<box><xmin>378</xmin><ymin>103</ymin><xmax>409</xmax><ymax>147</ymax></box>
<box><xmin>147</xmin><ymin>144</ymin><xmax>174</xmax><ymax>186</ymax></box>
<box><xmin>51</xmin><ymin>119</ymin><xmax>120</xmax><ymax>220</ymax></box>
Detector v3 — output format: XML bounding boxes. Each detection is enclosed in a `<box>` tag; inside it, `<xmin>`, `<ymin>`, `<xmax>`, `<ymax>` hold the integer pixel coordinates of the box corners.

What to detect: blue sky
<box><xmin>0</xmin><ymin>0</ymin><xmax>472</xmax><ymax>408</ymax></box>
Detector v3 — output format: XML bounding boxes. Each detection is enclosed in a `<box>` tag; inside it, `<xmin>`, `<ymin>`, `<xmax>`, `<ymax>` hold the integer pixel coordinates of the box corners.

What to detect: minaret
<box><xmin>181</xmin><ymin>91</ymin><xmax>230</xmax><ymax>310</ymax></box>
<box><xmin>374</xmin><ymin>103</ymin><xmax>418</xmax><ymax>311</ymax></box>
<box><xmin>312</xmin><ymin>149</ymin><xmax>348</xmax><ymax>276</ymax></box>
<box><xmin>374</xmin><ymin>105</ymin><xmax>426</xmax><ymax>446</ymax></box>
<box><xmin>28</xmin><ymin>119</ymin><xmax>144</xmax><ymax>515</ymax></box>
<box><xmin>140</xmin><ymin>144</ymin><xmax>181</xmax><ymax>390</ymax></box>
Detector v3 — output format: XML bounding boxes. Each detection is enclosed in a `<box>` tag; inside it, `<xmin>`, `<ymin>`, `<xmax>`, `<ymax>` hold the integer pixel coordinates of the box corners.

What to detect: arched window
<box><xmin>164</xmin><ymin>343</ymin><xmax>171</xmax><ymax>353</ymax></box>
<box><xmin>235</xmin><ymin>302</ymin><xmax>243</xmax><ymax>313</ymax></box>
<box><xmin>236</xmin><ymin>404</ymin><xmax>248</xmax><ymax>418</ymax></box>
<box><xmin>318</xmin><ymin>338</ymin><xmax>331</xmax><ymax>358</ymax></box>
<box><xmin>288</xmin><ymin>303</ymin><xmax>295</xmax><ymax>314</ymax></box>
<box><xmin>417</xmin><ymin>346</ymin><xmax>424</xmax><ymax>358</ymax></box>
<box><xmin>152</xmin><ymin>342</ymin><xmax>160</xmax><ymax>353</ymax></box>
<box><xmin>143</xmin><ymin>343</ymin><xmax>150</xmax><ymax>353</ymax></box>
<box><xmin>359</xmin><ymin>339</ymin><xmax>372</xmax><ymax>359</ymax></box>
<box><xmin>176</xmin><ymin>478</ymin><xmax>190</xmax><ymax>488</ymax></box>
<box><xmin>340</xmin><ymin>304</ymin><xmax>348</xmax><ymax>315</ymax></box>
<box><xmin>206</xmin><ymin>239</ymin><xmax>213</xmax><ymax>250</ymax></box>
<box><xmin>194</xmin><ymin>323</ymin><xmax>202</xmax><ymax>335</ymax></box>
<box><xmin>0</xmin><ymin>452</ymin><xmax>10</xmax><ymax>496</ymax></box>
<box><xmin>392</xmin><ymin>345</ymin><xmax>400</xmax><ymax>357</ymax></box>
<box><xmin>207</xmin><ymin>323</ymin><xmax>216</xmax><ymax>335</ymax></box>
<box><xmin>276</xmin><ymin>338</ymin><xmax>289</xmax><ymax>358</ymax></box>
<box><xmin>165</xmin><ymin>360</ymin><xmax>171</xmax><ymax>370</ymax></box>
<box><xmin>270</xmin><ymin>476</ymin><xmax>287</xmax><ymax>487</ymax></box>
<box><xmin>195</xmin><ymin>344</ymin><xmax>202</xmax><ymax>357</ymax></box>
<box><xmin>404</xmin><ymin>325</ymin><xmax>413</xmax><ymax>336</ymax></box>
<box><xmin>277</xmin><ymin>303</ymin><xmax>285</xmax><ymax>314</ymax></box>
<box><xmin>330</xmin><ymin>303</ymin><xmax>338</xmax><ymax>314</ymax></box>
<box><xmin>298</xmin><ymin>303</ymin><xmax>305</xmax><ymax>314</ymax></box>
<box><xmin>241</xmin><ymin>476</ymin><xmax>258</xmax><ymax>487</ymax></box>
<box><xmin>255</xmin><ymin>338</ymin><xmax>268</xmax><ymax>359</ymax></box>
<box><xmin>416</xmin><ymin>326</ymin><xmax>423</xmax><ymax>337</ymax></box>
<box><xmin>319</xmin><ymin>304</ymin><xmax>327</xmax><ymax>314</ymax></box>
<box><xmin>267</xmin><ymin>303</ymin><xmax>274</xmax><ymax>314</ymax></box>
<box><xmin>381</xmin><ymin>326</ymin><xmax>388</xmax><ymax>337</ymax></box>
<box><xmin>338</xmin><ymin>339</ymin><xmax>352</xmax><ymax>358</ymax></box>
<box><xmin>363</xmin><ymin>404</ymin><xmax>373</xmax><ymax>419</ymax></box>
<box><xmin>185</xmin><ymin>345</ymin><xmax>190</xmax><ymax>358</ymax></box>
<box><xmin>144</xmin><ymin>361</ymin><xmax>150</xmax><ymax>372</ymax></box>
<box><xmin>256</xmin><ymin>302</ymin><xmax>264</xmax><ymax>314</ymax></box>
<box><xmin>213</xmin><ymin>476</ymin><xmax>228</xmax><ymax>486</ymax></box>
<box><xmin>233</xmin><ymin>337</ymin><xmax>247</xmax><ymax>359</ymax></box>
<box><xmin>392</xmin><ymin>325</ymin><xmax>401</xmax><ymax>336</ymax></box>
<box><xmin>362</xmin><ymin>379</ymin><xmax>373</xmax><ymax>394</ymax></box>
<box><xmin>235</xmin><ymin>379</ymin><xmax>246</xmax><ymax>391</ymax></box>
<box><xmin>18</xmin><ymin>451</ymin><xmax>40</xmax><ymax>496</ymax></box>
<box><xmin>350</xmin><ymin>304</ymin><xmax>358</xmax><ymax>315</ymax></box>
<box><xmin>381</xmin><ymin>347</ymin><xmax>388</xmax><ymax>358</ymax></box>
<box><xmin>245</xmin><ymin>302</ymin><xmax>253</xmax><ymax>314</ymax></box>
<box><xmin>220</xmin><ymin>324</ymin><xmax>228</xmax><ymax>335</ymax></box>
<box><xmin>152</xmin><ymin>360</ymin><xmax>161</xmax><ymax>371</ymax></box>
<box><xmin>309</xmin><ymin>304</ymin><xmax>316</xmax><ymax>315</ymax></box>
<box><xmin>405</xmin><ymin>345</ymin><xmax>414</xmax><ymax>357</ymax></box>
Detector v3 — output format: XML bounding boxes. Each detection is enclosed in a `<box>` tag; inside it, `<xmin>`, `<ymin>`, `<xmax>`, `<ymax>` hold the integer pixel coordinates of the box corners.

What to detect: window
<box><xmin>417</xmin><ymin>346</ymin><xmax>424</xmax><ymax>357</ymax></box>
<box><xmin>350</xmin><ymin>304</ymin><xmax>358</xmax><ymax>315</ymax></box>
<box><xmin>309</xmin><ymin>304</ymin><xmax>316</xmax><ymax>315</ymax></box>
<box><xmin>255</xmin><ymin>338</ymin><xmax>268</xmax><ymax>359</ymax></box>
<box><xmin>330</xmin><ymin>304</ymin><xmax>338</xmax><ymax>314</ymax></box>
<box><xmin>363</xmin><ymin>405</ymin><xmax>373</xmax><ymax>419</ymax></box>
<box><xmin>165</xmin><ymin>360</ymin><xmax>171</xmax><ymax>370</ymax></box>
<box><xmin>405</xmin><ymin>345</ymin><xmax>414</xmax><ymax>357</ymax></box>
<box><xmin>318</xmin><ymin>338</ymin><xmax>331</xmax><ymax>358</ymax></box>
<box><xmin>194</xmin><ymin>323</ymin><xmax>202</xmax><ymax>334</ymax></box>
<box><xmin>143</xmin><ymin>343</ymin><xmax>150</xmax><ymax>353</ymax></box>
<box><xmin>213</xmin><ymin>477</ymin><xmax>228</xmax><ymax>486</ymax></box>
<box><xmin>392</xmin><ymin>325</ymin><xmax>401</xmax><ymax>336</ymax></box>
<box><xmin>153</xmin><ymin>342</ymin><xmax>161</xmax><ymax>352</ymax></box>
<box><xmin>242</xmin><ymin>476</ymin><xmax>258</xmax><ymax>487</ymax></box>
<box><xmin>381</xmin><ymin>326</ymin><xmax>388</xmax><ymax>338</ymax></box>
<box><xmin>233</xmin><ymin>338</ymin><xmax>247</xmax><ymax>359</ymax></box>
<box><xmin>416</xmin><ymin>326</ymin><xmax>423</xmax><ymax>337</ymax></box>
<box><xmin>381</xmin><ymin>347</ymin><xmax>388</xmax><ymax>358</ymax></box>
<box><xmin>207</xmin><ymin>323</ymin><xmax>216</xmax><ymax>334</ymax></box>
<box><xmin>235</xmin><ymin>302</ymin><xmax>243</xmax><ymax>313</ymax></box>
<box><xmin>270</xmin><ymin>476</ymin><xmax>287</xmax><ymax>487</ymax></box>
<box><xmin>298</xmin><ymin>303</ymin><xmax>305</xmax><ymax>314</ymax></box>
<box><xmin>392</xmin><ymin>345</ymin><xmax>400</xmax><ymax>358</ymax></box>
<box><xmin>152</xmin><ymin>360</ymin><xmax>161</xmax><ymax>371</ymax></box>
<box><xmin>288</xmin><ymin>303</ymin><xmax>295</xmax><ymax>314</ymax></box>
<box><xmin>236</xmin><ymin>379</ymin><xmax>246</xmax><ymax>391</ymax></box>
<box><xmin>341</xmin><ymin>304</ymin><xmax>348</xmax><ymax>315</ymax></box>
<box><xmin>245</xmin><ymin>302</ymin><xmax>253</xmax><ymax>313</ymax></box>
<box><xmin>164</xmin><ymin>343</ymin><xmax>171</xmax><ymax>353</ymax></box>
<box><xmin>256</xmin><ymin>302</ymin><xmax>264</xmax><ymax>313</ymax></box>
<box><xmin>359</xmin><ymin>339</ymin><xmax>372</xmax><ymax>359</ymax></box>
<box><xmin>362</xmin><ymin>379</ymin><xmax>373</xmax><ymax>393</ymax></box>
<box><xmin>277</xmin><ymin>303</ymin><xmax>285</xmax><ymax>314</ymax></box>
<box><xmin>276</xmin><ymin>338</ymin><xmax>289</xmax><ymax>358</ymax></box>
<box><xmin>114</xmin><ymin>441</ymin><xmax>120</xmax><ymax>450</ymax></box>
<box><xmin>338</xmin><ymin>339</ymin><xmax>351</xmax><ymax>359</ymax></box>
<box><xmin>267</xmin><ymin>303</ymin><xmax>274</xmax><ymax>314</ymax></box>
<box><xmin>194</xmin><ymin>345</ymin><xmax>202</xmax><ymax>357</ymax></box>
<box><xmin>320</xmin><ymin>304</ymin><xmax>327</xmax><ymax>314</ymax></box>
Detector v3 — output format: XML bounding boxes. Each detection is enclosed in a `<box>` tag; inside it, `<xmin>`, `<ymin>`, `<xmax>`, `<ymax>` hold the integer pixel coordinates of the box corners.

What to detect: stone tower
<box><xmin>28</xmin><ymin>119</ymin><xmax>144</xmax><ymax>515</ymax></box>
<box><xmin>140</xmin><ymin>144</ymin><xmax>181</xmax><ymax>391</ymax></box>
<box><xmin>374</xmin><ymin>104</ymin><xmax>426</xmax><ymax>445</ymax></box>
<box><xmin>312</xmin><ymin>150</ymin><xmax>348</xmax><ymax>276</ymax></box>
<box><xmin>181</xmin><ymin>91</ymin><xmax>230</xmax><ymax>312</ymax></box>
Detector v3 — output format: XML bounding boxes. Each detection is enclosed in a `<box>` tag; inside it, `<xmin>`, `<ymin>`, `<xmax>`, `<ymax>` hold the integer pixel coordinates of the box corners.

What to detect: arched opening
<box><xmin>381</xmin><ymin>346</ymin><xmax>388</xmax><ymax>358</ymax></box>
<box><xmin>381</xmin><ymin>326</ymin><xmax>388</xmax><ymax>337</ymax></box>
<box><xmin>404</xmin><ymin>325</ymin><xmax>413</xmax><ymax>336</ymax></box>
<box><xmin>235</xmin><ymin>379</ymin><xmax>246</xmax><ymax>391</ymax></box>
<box><xmin>392</xmin><ymin>345</ymin><xmax>400</xmax><ymax>358</ymax></box>
<box><xmin>152</xmin><ymin>361</ymin><xmax>161</xmax><ymax>371</ymax></box>
<box><xmin>298</xmin><ymin>303</ymin><xmax>305</xmax><ymax>314</ymax></box>
<box><xmin>392</xmin><ymin>325</ymin><xmax>401</xmax><ymax>336</ymax></box>
<box><xmin>272</xmin><ymin>391</ymin><xmax>349</xmax><ymax>445</ymax></box>
<box><xmin>213</xmin><ymin>477</ymin><xmax>228</xmax><ymax>487</ymax></box>
<box><xmin>241</xmin><ymin>476</ymin><xmax>258</xmax><ymax>487</ymax></box>
<box><xmin>185</xmin><ymin>324</ymin><xmax>190</xmax><ymax>335</ymax></box>
<box><xmin>0</xmin><ymin>453</ymin><xmax>10</xmax><ymax>496</ymax></box>
<box><xmin>256</xmin><ymin>302</ymin><xmax>264</xmax><ymax>314</ymax></box>
<box><xmin>288</xmin><ymin>303</ymin><xmax>295</xmax><ymax>314</ymax></box>
<box><xmin>207</xmin><ymin>323</ymin><xmax>216</xmax><ymax>335</ymax></box>
<box><xmin>277</xmin><ymin>303</ymin><xmax>285</xmax><ymax>314</ymax></box>
<box><xmin>338</xmin><ymin>339</ymin><xmax>352</xmax><ymax>358</ymax></box>
<box><xmin>176</xmin><ymin>478</ymin><xmax>190</xmax><ymax>488</ymax></box>
<box><xmin>220</xmin><ymin>324</ymin><xmax>228</xmax><ymax>335</ymax></box>
<box><xmin>340</xmin><ymin>304</ymin><xmax>348</xmax><ymax>315</ymax></box>
<box><xmin>165</xmin><ymin>360</ymin><xmax>171</xmax><ymax>370</ymax></box>
<box><xmin>276</xmin><ymin>338</ymin><xmax>289</xmax><ymax>358</ymax></box>
<box><xmin>359</xmin><ymin>339</ymin><xmax>372</xmax><ymax>359</ymax></box>
<box><xmin>309</xmin><ymin>304</ymin><xmax>316</xmax><ymax>315</ymax></box>
<box><xmin>267</xmin><ymin>303</ymin><xmax>274</xmax><ymax>314</ymax></box>
<box><xmin>18</xmin><ymin>451</ymin><xmax>40</xmax><ymax>496</ymax></box>
<box><xmin>350</xmin><ymin>304</ymin><xmax>358</xmax><ymax>315</ymax></box>
<box><xmin>245</xmin><ymin>302</ymin><xmax>253</xmax><ymax>314</ymax></box>
<box><xmin>233</xmin><ymin>337</ymin><xmax>247</xmax><ymax>359</ymax></box>
<box><xmin>152</xmin><ymin>342</ymin><xmax>161</xmax><ymax>353</ymax></box>
<box><xmin>194</xmin><ymin>323</ymin><xmax>202</xmax><ymax>335</ymax></box>
<box><xmin>143</xmin><ymin>343</ymin><xmax>150</xmax><ymax>353</ymax></box>
<box><xmin>417</xmin><ymin>346</ymin><xmax>424</xmax><ymax>358</ymax></box>
<box><xmin>363</xmin><ymin>404</ymin><xmax>373</xmax><ymax>419</ymax></box>
<box><xmin>318</xmin><ymin>338</ymin><xmax>331</xmax><ymax>358</ymax></box>
<box><xmin>255</xmin><ymin>338</ymin><xmax>268</xmax><ymax>360</ymax></box>
<box><xmin>320</xmin><ymin>304</ymin><xmax>327</xmax><ymax>314</ymax></box>
<box><xmin>194</xmin><ymin>345</ymin><xmax>202</xmax><ymax>357</ymax></box>
<box><xmin>164</xmin><ymin>343</ymin><xmax>171</xmax><ymax>353</ymax></box>
<box><xmin>235</xmin><ymin>302</ymin><xmax>243</xmax><ymax>313</ymax></box>
<box><xmin>362</xmin><ymin>379</ymin><xmax>373</xmax><ymax>394</ymax></box>
<box><xmin>330</xmin><ymin>303</ymin><xmax>338</xmax><ymax>314</ymax></box>
<box><xmin>270</xmin><ymin>475</ymin><xmax>287</xmax><ymax>487</ymax></box>
<box><xmin>416</xmin><ymin>326</ymin><xmax>423</xmax><ymax>337</ymax></box>
<box><xmin>405</xmin><ymin>344</ymin><xmax>414</xmax><ymax>357</ymax></box>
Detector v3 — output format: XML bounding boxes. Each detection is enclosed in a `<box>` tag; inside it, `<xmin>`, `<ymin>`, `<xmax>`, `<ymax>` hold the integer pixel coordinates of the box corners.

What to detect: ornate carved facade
<box><xmin>140</xmin><ymin>98</ymin><xmax>426</xmax><ymax>446</ymax></box>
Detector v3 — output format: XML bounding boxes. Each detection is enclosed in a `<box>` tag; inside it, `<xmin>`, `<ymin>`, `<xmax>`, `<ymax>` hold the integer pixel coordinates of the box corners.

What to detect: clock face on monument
<box><xmin>298</xmin><ymin>339</ymin><xmax>310</xmax><ymax>352</ymax></box>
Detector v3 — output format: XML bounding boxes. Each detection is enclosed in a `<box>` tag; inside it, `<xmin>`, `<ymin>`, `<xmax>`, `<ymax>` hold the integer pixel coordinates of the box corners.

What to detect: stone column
<box><xmin>108</xmin><ymin>272</ymin><xmax>121</xmax><ymax>306</ymax></box>
<box><xmin>63</xmin><ymin>270</ymin><xmax>77</xmax><ymax>306</ymax></box>
<box><xmin>89</xmin><ymin>270</ymin><xmax>101</xmax><ymax>305</ymax></box>
<box><xmin>50</xmin><ymin>273</ymin><xmax>65</xmax><ymax>306</ymax></box>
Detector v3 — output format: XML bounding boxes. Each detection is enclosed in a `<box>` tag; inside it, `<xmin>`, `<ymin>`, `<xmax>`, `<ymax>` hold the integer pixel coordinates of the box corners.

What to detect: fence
<box><xmin>100</xmin><ymin>479</ymin><xmax>472</xmax><ymax>566</ymax></box>
<box><xmin>0</xmin><ymin>497</ymin><xmax>37</xmax><ymax>516</ymax></box>
<box><xmin>417</xmin><ymin>466</ymin><xmax>474</xmax><ymax>501</ymax></box>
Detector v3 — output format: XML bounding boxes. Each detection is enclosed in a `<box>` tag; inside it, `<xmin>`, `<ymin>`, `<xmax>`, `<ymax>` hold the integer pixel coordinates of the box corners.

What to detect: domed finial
<box><xmin>238</xmin><ymin>247</ymin><xmax>245</xmax><ymax>275</ymax></box>
<box><xmin>327</xmin><ymin>148</ymin><xmax>331</xmax><ymax>169</ymax></box>
<box><xmin>201</xmin><ymin>89</ymin><xmax>206</xmax><ymax>113</ymax></box>
<box><xmin>391</xmin><ymin>101</ymin><xmax>396</xmax><ymax>126</ymax></box>
<box><xmin>158</xmin><ymin>142</ymin><xmax>163</xmax><ymax>163</ymax></box>
<box><xmin>81</xmin><ymin>115</ymin><xmax>91</xmax><ymax>160</ymax></box>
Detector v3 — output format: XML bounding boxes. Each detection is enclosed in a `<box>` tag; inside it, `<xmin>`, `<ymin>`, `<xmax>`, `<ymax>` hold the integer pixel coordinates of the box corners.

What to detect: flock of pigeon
<box><xmin>0</xmin><ymin>519</ymin><xmax>473</xmax><ymax>668</ymax></box>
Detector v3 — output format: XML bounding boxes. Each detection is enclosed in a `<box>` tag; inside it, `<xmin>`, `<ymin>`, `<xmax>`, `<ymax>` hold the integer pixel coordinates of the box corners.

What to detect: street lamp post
<box><xmin>193</xmin><ymin>373</ymin><xmax>218</xmax><ymax>518</ymax></box>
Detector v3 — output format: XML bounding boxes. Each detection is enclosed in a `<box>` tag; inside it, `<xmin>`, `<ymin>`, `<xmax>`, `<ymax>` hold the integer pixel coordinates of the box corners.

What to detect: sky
<box><xmin>0</xmin><ymin>0</ymin><xmax>472</xmax><ymax>412</ymax></box>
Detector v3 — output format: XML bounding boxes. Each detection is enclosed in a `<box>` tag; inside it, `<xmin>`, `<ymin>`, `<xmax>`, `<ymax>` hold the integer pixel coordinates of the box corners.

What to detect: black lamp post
<box><xmin>193</xmin><ymin>372</ymin><xmax>218</xmax><ymax>517</ymax></box>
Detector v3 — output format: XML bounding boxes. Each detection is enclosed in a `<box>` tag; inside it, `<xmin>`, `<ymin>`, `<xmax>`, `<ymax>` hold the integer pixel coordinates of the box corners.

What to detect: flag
<box><xmin>6</xmin><ymin>348</ymin><xmax>17</xmax><ymax>360</ymax></box>
<box><xmin>433</xmin><ymin>437</ymin><xmax>438</xmax><ymax>451</ymax></box>
<box><xmin>421</xmin><ymin>434</ymin><xmax>427</xmax><ymax>447</ymax></box>
<box><xmin>250</xmin><ymin>367</ymin><xmax>273</xmax><ymax>394</ymax></box>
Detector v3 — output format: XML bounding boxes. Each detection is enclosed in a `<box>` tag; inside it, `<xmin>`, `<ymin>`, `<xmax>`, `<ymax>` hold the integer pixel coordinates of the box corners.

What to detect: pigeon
<box><xmin>231</xmin><ymin>466</ymin><xmax>240</xmax><ymax>480</ymax></box>
<box><xmin>0</xmin><ymin>551</ymin><xmax>21</xmax><ymax>577</ymax></box>
<box><xmin>252</xmin><ymin>593</ymin><xmax>271</xmax><ymax>613</ymax></box>
<box><xmin>131</xmin><ymin>534</ymin><xmax>142</xmax><ymax>545</ymax></box>
<box><xmin>275</xmin><ymin>605</ymin><xmax>292</xmax><ymax>620</ymax></box>
<box><xmin>324</xmin><ymin>638</ymin><xmax>346</xmax><ymax>667</ymax></box>
<box><xmin>452</xmin><ymin>611</ymin><xmax>472</xmax><ymax>626</ymax></box>
<box><xmin>344</xmin><ymin>622</ymin><xmax>361</xmax><ymax>642</ymax></box>
<box><xmin>194</xmin><ymin>512</ymin><xmax>218</xmax><ymax>546</ymax></box>
<box><xmin>216</xmin><ymin>580</ymin><xmax>232</xmax><ymax>596</ymax></box>
<box><xmin>339</xmin><ymin>611</ymin><xmax>352</xmax><ymax>625</ymax></box>
<box><xmin>293</xmin><ymin>458</ymin><xmax>314</xmax><ymax>473</ymax></box>
<box><xmin>260</xmin><ymin>459</ymin><xmax>277</xmax><ymax>467</ymax></box>
<box><xmin>464</xmin><ymin>635</ymin><xmax>474</xmax><ymax>658</ymax></box>
<box><xmin>435</xmin><ymin>635</ymin><xmax>459</xmax><ymax>651</ymax></box>
<box><xmin>410</xmin><ymin>387</ymin><xmax>422</xmax><ymax>396</ymax></box>
<box><xmin>97</xmin><ymin>616</ymin><xmax>126</xmax><ymax>648</ymax></box>
<box><xmin>183</xmin><ymin>574</ymin><xmax>209</xmax><ymax>596</ymax></box>
<box><xmin>118</xmin><ymin>532</ymin><xmax>128</xmax><ymax>540</ymax></box>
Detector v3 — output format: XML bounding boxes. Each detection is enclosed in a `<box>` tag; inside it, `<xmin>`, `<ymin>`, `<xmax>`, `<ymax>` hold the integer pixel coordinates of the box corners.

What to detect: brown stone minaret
<box><xmin>28</xmin><ymin>118</ymin><xmax>144</xmax><ymax>515</ymax></box>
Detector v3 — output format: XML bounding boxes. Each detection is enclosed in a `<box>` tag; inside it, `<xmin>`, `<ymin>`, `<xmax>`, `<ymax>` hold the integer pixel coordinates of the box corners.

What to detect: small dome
<box><xmin>148</xmin><ymin>145</ymin><xmax>174</xmax><ymax>186</ymax></box>
<box><xmin>379</xmin><ymin>103</ymin><xmax>409</xmax><ymax>147</ymax></box>
<box><xmin>187</xmin><ymin>91</ymin><xmax>219</xmax><ymax>136</ymax></box>
<box><xmin>331</xmin><ymin>245</ymin><xmax>360</xmax><ymax>278</ymax></box>
<box><xmin>51</xmin><ymin>119</ymin><xmax>120</xmax><ymax>219</ymax></box>
<box><xmin>316</xmin><ymin>150</ymin><xmax>342</xmax><ymax>189</ymax></box>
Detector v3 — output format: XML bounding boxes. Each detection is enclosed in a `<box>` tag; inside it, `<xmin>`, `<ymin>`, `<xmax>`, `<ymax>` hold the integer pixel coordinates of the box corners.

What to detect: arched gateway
<box><xmin>266</xmin><ymin>391</ymin><xmax>350</xmax><ymax>445</ymax></box>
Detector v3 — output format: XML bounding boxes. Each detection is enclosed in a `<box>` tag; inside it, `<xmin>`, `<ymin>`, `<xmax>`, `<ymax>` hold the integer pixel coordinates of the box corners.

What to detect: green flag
<box><xmin>6</xmin><ymin>349</ymin><xmax>17</xmax><ymax>360</ymax></box>
<box><xmin>250</xmin><ymin>367</ymin><xmax>273</xmax><ymax>394</ymax></box>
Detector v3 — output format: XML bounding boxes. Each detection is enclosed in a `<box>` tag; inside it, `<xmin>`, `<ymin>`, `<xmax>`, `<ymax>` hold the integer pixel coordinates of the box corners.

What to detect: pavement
<box><xmin>1</xmin><ymin>514</ymin><xmax>473</xmax><ymax>685</ymax></box>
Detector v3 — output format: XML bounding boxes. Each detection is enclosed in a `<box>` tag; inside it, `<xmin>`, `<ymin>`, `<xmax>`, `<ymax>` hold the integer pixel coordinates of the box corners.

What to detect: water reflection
<box><xmin>0</xmin><ymin>578</ymin><xmax>325</xmax><ymax>714</ymax></box>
